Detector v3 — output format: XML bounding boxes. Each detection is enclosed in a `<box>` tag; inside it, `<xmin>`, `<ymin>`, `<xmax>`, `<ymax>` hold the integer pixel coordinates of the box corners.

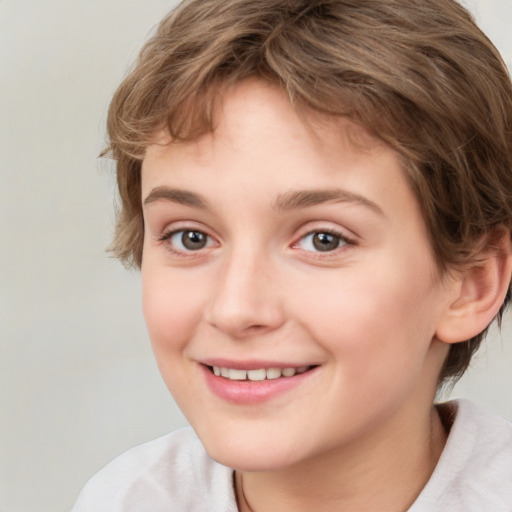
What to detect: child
<box><xmin>72</xmin><ymin>0</ymin><xmax>512</xmax><ymax>510</ymax></box>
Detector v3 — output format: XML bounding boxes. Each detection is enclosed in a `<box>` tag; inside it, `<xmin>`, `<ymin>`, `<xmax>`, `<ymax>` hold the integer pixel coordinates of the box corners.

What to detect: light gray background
<box><xmin>1</xmin><ymin>1</ymin><xmax>511</xmax><ymax>511</ymax></box>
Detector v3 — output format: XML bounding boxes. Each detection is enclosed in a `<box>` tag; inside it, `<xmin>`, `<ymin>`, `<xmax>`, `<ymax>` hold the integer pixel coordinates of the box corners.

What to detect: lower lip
<box><xmin>201</xmin><ymin>365</ymin><xmax>317</xmax><ymax>405</ymax></box>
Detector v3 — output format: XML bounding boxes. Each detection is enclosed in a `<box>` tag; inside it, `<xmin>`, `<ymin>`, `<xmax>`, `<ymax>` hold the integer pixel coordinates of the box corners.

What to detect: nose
<box><xmin>205</xmin><ymin>248</ymin><xmax>285</xmax><ymax>338</ymax></box>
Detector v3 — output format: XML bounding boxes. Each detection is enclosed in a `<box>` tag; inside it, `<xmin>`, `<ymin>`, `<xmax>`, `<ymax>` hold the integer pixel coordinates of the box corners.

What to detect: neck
<box><xmin>236</xmin><ymin>405</ymin><xmax>447</xmax><ymax>512</ymax></box>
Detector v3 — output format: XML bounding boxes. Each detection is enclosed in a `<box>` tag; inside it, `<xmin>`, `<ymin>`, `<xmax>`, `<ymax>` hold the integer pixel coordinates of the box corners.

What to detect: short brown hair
<box><xmin>105</xmin><ymin>0</ymin><xmax>512</xmax><ymax>383</ymax></box>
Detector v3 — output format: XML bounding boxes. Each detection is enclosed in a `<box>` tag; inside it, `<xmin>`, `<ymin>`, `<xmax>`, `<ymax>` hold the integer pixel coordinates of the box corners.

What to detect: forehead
<box><xmin>141</xmin><ymin>80</ymin><xmax>418</xmax><ymax>223</ymax></box>
<box><xmin>143</xmin><ymin>80</ymin><xmax>415</xmax><ymax>215</ymax></box>
<box><xmin>144</xmin><ymin>80</ymin><xmax>393</xmax><ymax>180</ymax></box>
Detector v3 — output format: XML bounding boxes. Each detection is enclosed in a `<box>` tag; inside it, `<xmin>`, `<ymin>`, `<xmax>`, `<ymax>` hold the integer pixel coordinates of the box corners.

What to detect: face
<box><xmin>141</xmin><ymin>80</ymin><xmax>455</xmax><ymax>472</ymax></box>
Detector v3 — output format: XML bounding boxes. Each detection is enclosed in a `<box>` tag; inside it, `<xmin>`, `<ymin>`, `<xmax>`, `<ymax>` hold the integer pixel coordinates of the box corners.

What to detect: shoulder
<box><xmin>71</xmin><ymin>427</ymin><xmax>237</xmax><ymax>512</ymax></box>
<box><xmin>411</xmin><ymin>399</ymin><xmax>512</xmax><ymax>512</ymax></box>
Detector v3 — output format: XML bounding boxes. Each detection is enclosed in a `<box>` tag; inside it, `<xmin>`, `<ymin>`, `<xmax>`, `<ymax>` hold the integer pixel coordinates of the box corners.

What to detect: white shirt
<box><xmin>72</xmin><ymin>400</ymin><xmax>512</xmax><ymax>511</ymax></box>
<box><xmin>409</xmin><ymin>400</ymin><xmax>512</xmax><ymax>511</ymax></box>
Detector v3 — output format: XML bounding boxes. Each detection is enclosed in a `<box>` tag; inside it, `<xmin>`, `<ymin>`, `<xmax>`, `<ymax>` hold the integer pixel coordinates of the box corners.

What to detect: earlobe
<box><xmin>435</xmin><ymin>233</ymin><xmax>512</xmax><ymax>344</ymax></box>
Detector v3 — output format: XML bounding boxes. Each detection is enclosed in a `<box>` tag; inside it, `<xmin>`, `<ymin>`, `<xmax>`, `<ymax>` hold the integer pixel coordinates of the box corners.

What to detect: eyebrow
<box><xmin>143</xmin><ymin>186</ymin><xmax>384</xmax><ymax>216</ymax></box>
<box><xmin>273</xmin><ymin>189</ymin><xmax>384</xmax><ymax>216</ymax></box>
<box><xmin>143</xmin><ymin>187</ymin><xmax>208</xmax><ymax>209</ymax></box>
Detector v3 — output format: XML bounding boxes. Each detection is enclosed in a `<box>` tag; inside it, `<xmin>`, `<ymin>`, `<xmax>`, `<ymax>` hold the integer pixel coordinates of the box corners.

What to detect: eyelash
<box><xmin>158</xmin><ymin>229</ymin><xmax>217</xmax><ymax>257</ymax></box>
<box><xmin>293</xmin><ymin>228</ymin><xmax>355</xmax><ymax>255</ymax></box>
<box><xmin>158</xmin><ymin>227</ymin><xmax>355</xmax><ymax>257</ymax></box>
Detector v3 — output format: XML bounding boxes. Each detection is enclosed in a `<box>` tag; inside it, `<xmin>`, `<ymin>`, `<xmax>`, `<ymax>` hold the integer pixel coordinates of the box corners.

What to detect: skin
<box><xmin>140</xmin><ymin>79</ymin><xmax>461</xmax><ymax>511</ymax></box>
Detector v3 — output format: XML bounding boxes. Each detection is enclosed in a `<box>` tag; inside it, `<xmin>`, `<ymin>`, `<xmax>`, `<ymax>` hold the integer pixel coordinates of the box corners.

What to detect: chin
<box><xmin>208</xmin><ymin>449</ymin><xmax>297</xmax><ymax>472</ymax></box>
<box><xmin>198</xmin><ymin>429</ymin><xmax>304</xmax><ymax>472</ymax></box>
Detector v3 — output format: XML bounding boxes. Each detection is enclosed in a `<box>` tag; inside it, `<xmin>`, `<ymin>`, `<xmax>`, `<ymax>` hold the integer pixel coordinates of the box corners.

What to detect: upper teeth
<box><xmin>212</xmin><ymin>366</ymin><xmax>309</xmax><ymax>381</ymax></box>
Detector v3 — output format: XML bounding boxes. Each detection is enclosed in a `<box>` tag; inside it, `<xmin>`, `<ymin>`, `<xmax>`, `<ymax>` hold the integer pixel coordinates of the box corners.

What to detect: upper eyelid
<box><xmin>294</xmin><ymin>230</ymin><xmax>353</xmax><ymax>247</ymax></box>
<box><xmin>159</xmin><ymin>227</ymin><xmax>214</xmax><ymax>242</ymax></box>
<box><xmin>158</xmin><ymin>221</ymin><xmax>215</xmax><ymax>238</ymax></box>
<box><xmin>300</xmin><ymin>227</ymin><xmax>349</xmax><ymax>238</ymax></box>
<box><xmin>293</xmin><ymin>224</ymin><xmax>357</xmax><ymax>244</ymax></box>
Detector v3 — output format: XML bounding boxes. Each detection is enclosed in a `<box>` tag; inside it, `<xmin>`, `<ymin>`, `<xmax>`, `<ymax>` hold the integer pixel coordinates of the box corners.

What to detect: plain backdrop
<box><xmin>1</xmin><ymin>1</ymin><xmax>511</xmax><ymax>511</ymax></box>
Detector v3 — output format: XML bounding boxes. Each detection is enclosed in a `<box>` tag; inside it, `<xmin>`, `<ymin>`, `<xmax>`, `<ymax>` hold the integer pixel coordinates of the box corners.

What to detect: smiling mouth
<box><xmin>207</xmin><ymin>365</ymin><xmax>316</xmax><ymax>381</ymax></box>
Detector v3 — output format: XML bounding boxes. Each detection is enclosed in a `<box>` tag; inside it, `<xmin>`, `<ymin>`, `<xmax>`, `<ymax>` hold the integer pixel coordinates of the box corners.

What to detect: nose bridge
<box><xmin>206</xmin><ymin>242</ymin><xmax>283</xmax><ymax>336</ymax></box>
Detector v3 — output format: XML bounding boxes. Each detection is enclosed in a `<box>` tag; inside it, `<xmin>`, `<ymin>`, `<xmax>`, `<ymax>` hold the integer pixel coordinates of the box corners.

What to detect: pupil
<box><xmin>312</xmin><ymin>232</ymin><xmax>339</xmax><ymax>252</ymax></box>
<box><xmin>182</xmin><ymin>231</ymin><xmax>207</xmax><ymax>250</ymax></box>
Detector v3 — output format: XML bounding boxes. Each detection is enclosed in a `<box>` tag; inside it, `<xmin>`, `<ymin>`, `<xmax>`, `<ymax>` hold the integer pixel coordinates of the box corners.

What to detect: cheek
<box><xmin>290</xmin><ymin>263</ymin><xmax>441</xmax><ymax>381</ymax></box>
<box><xmin>141</xmin><ymin>266</ymin><xmax>212</xmax><ymax>406</ymax></box>
<box><xmin>141</xmin><ymin>266</ymin><xmax>207</xmax><ymax>353</ymax></box>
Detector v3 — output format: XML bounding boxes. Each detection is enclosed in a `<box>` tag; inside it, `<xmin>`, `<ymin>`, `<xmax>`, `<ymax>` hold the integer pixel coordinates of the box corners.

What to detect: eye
<box><xmin>297</xmin><ymin>231</ymin><xmax>348</xmax><ymax>252</ymax></box>
<box><xmin>164</xmin><ymin>229</ymin><xmax>215</xmax><ymax>252</ymax></box>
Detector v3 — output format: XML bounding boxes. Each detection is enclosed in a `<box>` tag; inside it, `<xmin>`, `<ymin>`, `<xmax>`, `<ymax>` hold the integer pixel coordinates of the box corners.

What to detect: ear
<box><xmin>435</xmin><ymin>231</ymin><xmax>512</xmax><ymax>344</ymax></box>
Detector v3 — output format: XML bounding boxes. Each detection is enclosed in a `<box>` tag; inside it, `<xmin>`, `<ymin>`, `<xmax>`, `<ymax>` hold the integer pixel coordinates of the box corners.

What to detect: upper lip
<box><xmin>200</xmin><ymin>359</ymin><xmax>317</xmax><ymax>370</ymax></box>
